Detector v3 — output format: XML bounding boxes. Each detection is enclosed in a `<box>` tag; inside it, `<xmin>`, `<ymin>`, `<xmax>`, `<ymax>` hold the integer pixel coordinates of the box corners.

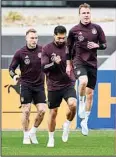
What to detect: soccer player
<box><xmin>66</xmin><ymin>3</ymin><xmax>107</xmax><ymax>135</ymax></box>
<box><xmin>41</xmin><ymin>25</ymin><xmax>77</xmax><ymax>147</ymax></box>
<box><xmin>9</xmin><ymin>29</ymin><xmax>46</xmax><ymax>144</ymax></box>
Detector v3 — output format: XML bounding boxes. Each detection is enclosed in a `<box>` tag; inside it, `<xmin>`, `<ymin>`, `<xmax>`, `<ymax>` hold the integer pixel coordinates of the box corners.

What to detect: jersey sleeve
<box><xmin>67</xmin><ymin>29</ymin><xmax>75</xmax><ymax>60</ymax></box>
<box><xmin>41</xmin><ymin>46</ymin><xmax>56</xmax><ymax>73</ymax></box>
<box><xmin>9</xmin><ymin>51</ymin><xmax>20</xmax><ymax>78</ymax></box>
<box><xmin>97</xmin><ymin>25</ymin><xmax>107</xmax><ymax>50</ymax></box>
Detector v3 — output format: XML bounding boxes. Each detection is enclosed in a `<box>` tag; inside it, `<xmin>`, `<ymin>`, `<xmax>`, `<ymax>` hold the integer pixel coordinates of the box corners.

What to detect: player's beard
<box><xmin>29</xmin><ymin>43</ymin><xmax>37</xmax><ymax>49</ymax></box>
<box><xmin>31</xmin><ymin>43</ymin><xmax>37</xmax><ymax>48</ymax></box>
<box><xmin>55</xmin><ymin>41</ymin><xmax>65</xmax><ymax>48</ymax></box>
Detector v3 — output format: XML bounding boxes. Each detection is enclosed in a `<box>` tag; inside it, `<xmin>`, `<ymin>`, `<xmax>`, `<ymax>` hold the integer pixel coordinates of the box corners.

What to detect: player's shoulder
<box><xmin>91</xmin><ymin>23</ymin><xmax>102</xmax><ymax>29</ymax></box>
<box><xmin>43</xmin><ymin>42</ymin><xmax>53</xmax><ymax>51</ymax></box>
<box><xmin>37</xmin><ymin>44</ymin><xmax>42</xmax><ymax>51</ymax></box>
<box><xmin>16</xmin><ymin>46</ymin><xmax>26</xmax><ymax>53</ymax></box>
<box><xmin>69</xmin><ymin>24</ymin><xmax>80</xmax><ymax>33</ymax></box>
<box><xmin>70</xmin><ymin>24</ymin><xmax>79</xmax><ymax>31</ymax></box>
<box><xmin>14</xmin><ymin>46</ymin><xmax>26</xmax><ymax>56</ymax></box>
<box><xmin>91</xmin><ymin>23</ymin><xmax>104</xmax><ymax>34</ymax></box>
<box><xmin>37</xmin><ymin>44</ymin><xmax>42</xmax><ymax>49</ymax></box>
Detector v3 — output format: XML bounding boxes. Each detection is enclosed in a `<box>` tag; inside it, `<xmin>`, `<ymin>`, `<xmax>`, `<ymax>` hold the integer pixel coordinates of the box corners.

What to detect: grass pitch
<box><xmin>2</xmin><ymin>130</ymin><xmax>115</xmax><ymax>156</ymax></box>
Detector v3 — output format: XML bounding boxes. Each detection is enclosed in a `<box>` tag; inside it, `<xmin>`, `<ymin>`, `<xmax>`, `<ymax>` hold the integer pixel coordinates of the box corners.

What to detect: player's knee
<box><xmin>38</xmin><ymin>109</ymin><xmax>46</xmax><ymax>117</ymax></box>
<box><xmin>80</xmin><ymin>80</ymin><xmax>88</xmax><ymax>88</ymax></box>
<box><xmin>79</xmin><ymin>76</ymin><xmax>88</xmax><ymax>87</ymax></box>
<box><xmin>22</xmin><ymin>106</ymin><xmax>30</xmax><ymax>117</ymax></box>
<box><xmin>68</xmin><ymin>98</ymin><xmax>77</xmax><ymax>111</ymax></box>
<box><xmin>36</xmin><ymin>104</ymin><xmax>46</xmax><ymax>117</ymax></box>
<box><xmin>23</xmin><ymin>108</ymin><xmax>30</xmax><ymax>114</ymax></box>
<box><xmin>86</xmin><ymin>90</ymin><xmax>94</xmax><ymax>101</ymax></box>
<box><xmin>50</xmin><ymin>109</ymin><xmax>58</xmax><ymax>119</ymax></box>
<box><xmin>23</xmin><ymin>110</ymin><xmax>30</xmax><ymax>119</ymax></box>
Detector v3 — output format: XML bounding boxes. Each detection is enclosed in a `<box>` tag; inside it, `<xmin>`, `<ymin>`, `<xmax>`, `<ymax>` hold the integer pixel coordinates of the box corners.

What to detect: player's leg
<box><xmin>21</xmin><ymin>104</ymin><xmax>31</xmax><ymax>144</ymax></box>
<box><xmin>74</xmin><ymin>65</ymin><xmax>88</xmax><ymax>118</ymax></box>
<box><xmin>78</xmin><ymin>75</ymin><xmax>88</xmax><ymax>118</ymax></box>
<box><xmin>29</xmin><ymin>88</ymin><xmax>46</xmax><ymax>144</ymax></box>
<box><xmin>20</xmin><ymin>85</ymin><xmax>32</xmax><ymax>144</ymax></box>
<box><xmin>81</xmin><ymin>67</ymin><xmax>97</xmax><ymax>135</ymax></box>
<box><xmin>62</xmin><ymin>86</ymin><xmax>77</xmax><ymax>142</ymax></box>
<box><xmin>85</xmin><ymin>88</ymin><xmax>94</xmax><ymax>114</ymax></box>
<box><xmin>47</xmin><ymin>90</ymin><xmax>62</xmax><ymax>147</ymax></box>
<box><xmin>80</xmin><ymin>87</ymin><xmax>94</xmax><ymax>135</ymax></box>
<box><xmin>47</xmin><ymin>108</ymin><xmax>58</xmax><ymax>147</ymax></box>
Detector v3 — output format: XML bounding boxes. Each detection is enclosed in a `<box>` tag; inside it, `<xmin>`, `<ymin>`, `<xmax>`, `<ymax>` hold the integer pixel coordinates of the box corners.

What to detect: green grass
<box><xmin>2</xmin><ymin>130</ymin><xmax>116</xmax><ymax>156</ymax></box>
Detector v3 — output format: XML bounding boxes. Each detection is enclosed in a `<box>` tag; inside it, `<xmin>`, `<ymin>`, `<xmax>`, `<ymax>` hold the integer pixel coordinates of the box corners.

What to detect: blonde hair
<box><xmin>79</xmin><ymin>3</ymin><xmax>91</xmax><ymax>14</ymax></box>
<box><xmin>26</xmin><ymin>28</ymin><xmax>37</xmax><ymax>35</ymax></box>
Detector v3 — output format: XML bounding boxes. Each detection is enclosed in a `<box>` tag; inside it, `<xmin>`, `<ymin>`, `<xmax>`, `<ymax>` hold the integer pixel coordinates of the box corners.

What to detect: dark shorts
<box><xmin>74</xmin><ymin>65</ymin><xmax>97</xmax><ymax>89</ymax></box>
<box><xmin>48</xmin><ymin>86</ymin><xmax>77</xmax><ymax>109</ymax></box>
<box><xmin>20</xmin><ymin>85</ymin><xmax>46</xmax><ymax>105</ymax></box>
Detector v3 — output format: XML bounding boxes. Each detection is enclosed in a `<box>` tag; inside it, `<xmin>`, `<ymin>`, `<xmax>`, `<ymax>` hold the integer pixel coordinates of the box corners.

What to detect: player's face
<box><xmin>26</xmin><ymin>32</ymin><xmax>38</xmax><ymax>48</ymax></box>
<box><xmin>79</xmin><ymin>7</ymin><xmax>91</xmax><ymax>25</ymax></box>
<box><xmin>54</xmin><ymin>33</ymin><xmax>66</xmax><ymax>47</ymax></box>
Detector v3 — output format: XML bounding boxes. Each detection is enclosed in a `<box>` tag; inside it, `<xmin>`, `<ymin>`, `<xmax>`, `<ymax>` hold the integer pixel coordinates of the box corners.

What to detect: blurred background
<box><xmin>1</xmin><ymin>0</ymin><xmax>116</xmax><ymax>130</ymax></box>
<box><xmin>1</xmin><ymin>0</ymin><xmax>116</xmax><ymax>7</ymax></box>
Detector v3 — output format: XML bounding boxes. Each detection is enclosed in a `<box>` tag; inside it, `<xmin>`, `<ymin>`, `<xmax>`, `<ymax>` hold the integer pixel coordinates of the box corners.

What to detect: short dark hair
<box><xmin>54</xmin><ymin>25</ymin><xmax>67</xmax><ymax>35</ymax></box>
<box><xmin>79</xmin><ymin>3</ymin><xmax>91</xmax><ymax>14</ymax></box>
<box><xmin>26</xmin><ymin>28</ymin><xmax>37</xmax><ymax>35</ymax></box>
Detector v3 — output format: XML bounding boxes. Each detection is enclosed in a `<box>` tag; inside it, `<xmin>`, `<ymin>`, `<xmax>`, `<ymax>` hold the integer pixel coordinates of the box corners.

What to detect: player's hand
<box><xmin>13</xmin><ymin>75</ymin><xmax>19</xmax><ymax>84</ymax></box>
<box><xmin>54</xmin><ymin>55</ymin><xmax>61</xmax><ymax>64</ymax></box>
<box><xmin>87</xmin><ymin>41</ymin><xmax>99</xmax><ymax>49</ymax></box>
<box><xmin>66</xmin><ymin>64</ymin><xmax>72</xmax><ymax>76</ymax></box>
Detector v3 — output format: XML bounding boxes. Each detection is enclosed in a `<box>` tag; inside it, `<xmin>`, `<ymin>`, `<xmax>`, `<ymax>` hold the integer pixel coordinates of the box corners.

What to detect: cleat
<box><xmin>80</xmin><ymin>119</ymin><xmax>88</xmax><ymax>136</ymax></box>
<box><xmin>78</xmin><ymin>101</ymin><xmax>86</xmax><ymax>119</ymax></box>
<box><xmin>47</xmin><ymin>138</ymin><xmax>54</xmax><ymax>147</ymax></box>
<box><xmin>62</xmin><ymin>123</ymin><xmax>69</xmax><ymax>142</ymax></box>
<box><xmin>23</xmin><ymin>137</ymin><xmax>31</xmax><ymax>144</ymax></box>
<box><xmin>29</xmin><ymin>133</ymin><xmax>38</xmax><ymax>144</ymax></box>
